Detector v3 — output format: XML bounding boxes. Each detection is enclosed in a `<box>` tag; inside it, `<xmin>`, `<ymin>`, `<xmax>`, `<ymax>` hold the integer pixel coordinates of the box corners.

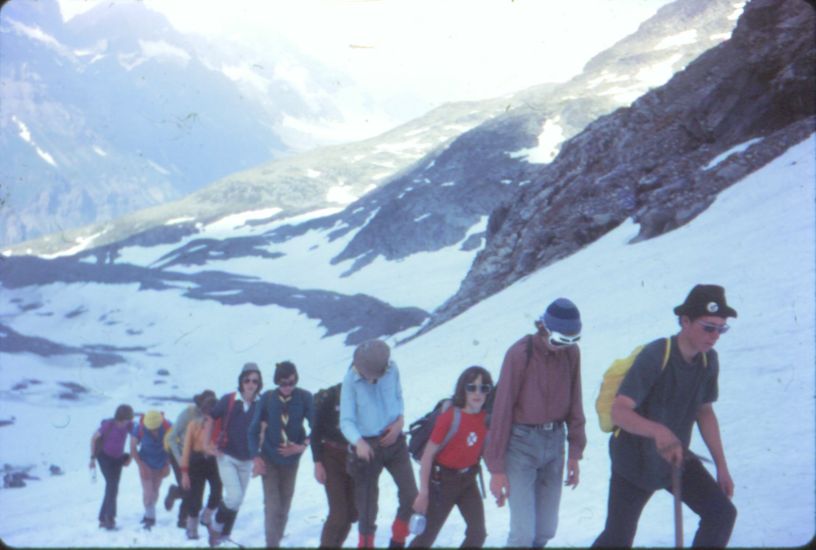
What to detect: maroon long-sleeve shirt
<box><xmin>484</xmin><ymin>334</ymin><xmax>587</xmax><ymax>474</ymax></box>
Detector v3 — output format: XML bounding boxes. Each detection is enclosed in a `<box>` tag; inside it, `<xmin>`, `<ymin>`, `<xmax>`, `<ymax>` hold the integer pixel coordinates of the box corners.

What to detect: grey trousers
<box><xmin>505</xmin><ymin>423</ymin><xmax>565</xmax><ymax>548</ymax></box>
<box><xmin>348</xmin><ymin>435</ymin><xmax>418</xmax><ymax>537</ymax></box>
<box><xmin>261</xmin><ymin>460</ymin><xmax>300</xmax><ymax>547</ymax></box>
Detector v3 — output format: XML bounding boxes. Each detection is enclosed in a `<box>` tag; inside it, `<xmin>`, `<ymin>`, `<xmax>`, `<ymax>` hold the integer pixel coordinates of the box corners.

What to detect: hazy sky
<box><xmin>56</xmin><ymin>0</ymin><xmax>675</xmax><ymax>139</ymax></box>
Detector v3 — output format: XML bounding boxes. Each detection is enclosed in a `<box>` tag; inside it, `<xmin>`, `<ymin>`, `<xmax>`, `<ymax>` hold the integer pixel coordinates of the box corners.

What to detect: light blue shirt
<box><xmin>340</xmin><ymin>361</ymin><xmax>404</xmax><ymax>444</ymax></box>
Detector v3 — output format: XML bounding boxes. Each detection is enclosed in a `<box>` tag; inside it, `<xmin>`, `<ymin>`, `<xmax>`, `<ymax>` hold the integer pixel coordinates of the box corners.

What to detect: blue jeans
<box><xmin>505</xmin><ymin>423</ymin><xmax>565</xmax><ymax>547</ymax></box>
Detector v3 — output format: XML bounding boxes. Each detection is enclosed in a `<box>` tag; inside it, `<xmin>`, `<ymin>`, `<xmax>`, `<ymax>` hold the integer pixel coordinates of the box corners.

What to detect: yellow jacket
<box><xmin>181</xmin><ymin>415</ymin><xmax>213</xmax><ymax>470</ymax></box>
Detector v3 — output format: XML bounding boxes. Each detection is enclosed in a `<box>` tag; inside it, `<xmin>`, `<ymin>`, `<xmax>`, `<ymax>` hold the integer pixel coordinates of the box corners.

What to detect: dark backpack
<box><xmin>407</xmin><ymin>399</ymin><xmax>461</xmax><ymax>463</ymax></box>
<box><xmin>313</xmin><ymin>386</ymin><xmax>332</xmax><ymax>415</ymax></box>
<box><xmin>484</xmin><ymin>335</ymin><xmax>534</xmax><ymax>426</ymax></box>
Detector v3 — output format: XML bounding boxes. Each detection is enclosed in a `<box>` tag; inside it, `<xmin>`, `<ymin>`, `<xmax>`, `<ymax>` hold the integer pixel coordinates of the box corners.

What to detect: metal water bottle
<box><xmin>409</xmin><ymin>513</ymin><xmax>426</xmax><ymax>536</ymax></box>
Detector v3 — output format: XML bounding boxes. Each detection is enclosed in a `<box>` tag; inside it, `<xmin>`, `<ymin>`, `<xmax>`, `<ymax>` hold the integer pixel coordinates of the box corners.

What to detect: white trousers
<box><xmin>216</xmin><ymin>453</ymin><xmax>253</xmax><ymax>511</ymax></box>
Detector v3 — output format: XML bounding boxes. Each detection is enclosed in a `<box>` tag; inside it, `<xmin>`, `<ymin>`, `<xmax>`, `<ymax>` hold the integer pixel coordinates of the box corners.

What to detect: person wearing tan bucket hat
<box><xmin>340</xmin><ymin>339</ymin><xmax>418</xmax><ymax>548</ymax></box>
<box><xmin>593</xmin><ymin>284</ymin><xmax>738</xmax><ymax>548</ymax></box>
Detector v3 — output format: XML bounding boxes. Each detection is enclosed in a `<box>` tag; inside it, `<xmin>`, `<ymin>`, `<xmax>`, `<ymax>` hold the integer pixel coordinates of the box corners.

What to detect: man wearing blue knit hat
<box><xmin>484</xmin><ymin>298</ymin><xmax>587</xmax><ymax>547</ymax></box>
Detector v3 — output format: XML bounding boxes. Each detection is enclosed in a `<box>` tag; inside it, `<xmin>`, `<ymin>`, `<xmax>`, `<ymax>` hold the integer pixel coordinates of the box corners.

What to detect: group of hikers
<box><xmin>89</xmin><ymin>283</ymin><xmax>738</xmax><ymax>548</ymax></box>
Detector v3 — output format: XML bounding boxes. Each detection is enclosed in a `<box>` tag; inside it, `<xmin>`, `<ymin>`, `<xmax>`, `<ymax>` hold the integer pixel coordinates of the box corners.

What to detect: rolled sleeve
<box><xmin>339</xmin><ymin>370</ymin><xmax>363</xmax><ymax>445</ymax></box>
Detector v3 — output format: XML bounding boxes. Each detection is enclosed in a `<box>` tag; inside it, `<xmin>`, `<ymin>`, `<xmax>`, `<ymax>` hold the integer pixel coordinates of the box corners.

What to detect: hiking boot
<box><xmin>101</xmin><ymin>518</ymin><xmax>116</xmax><ymax>531</ymax></box>
<box><xmin>200</xmin><ymin>506</ymin><xmax>215</xmax><ymax>526</ymax></box>
<box><xmin>207</xmin><ymin>523</ymin><xmax>224</xmax><ymax>547</ymax></box>
<box><xmin>164</xmin><ymin>484</ymin><xmax>180</xmax><ymax>511</ymax></box>
<box><xmin>221</xmin><ymin>507</ymin><xmax>238</xmax><ymax>538</ymax></box>
<box><xmin>186</xmin><ymin>516</ymin><xmax>199</xmax><ymax>540</ymax></box>
<box><xmin>142</xmin><ymin>517</ymin><xmax>156</xmax><ymax>530</ymax></box>
<box><xmin>388</xmin><ymin>540</ymin><xmax>405</xmax><ymax>549</ymax></box>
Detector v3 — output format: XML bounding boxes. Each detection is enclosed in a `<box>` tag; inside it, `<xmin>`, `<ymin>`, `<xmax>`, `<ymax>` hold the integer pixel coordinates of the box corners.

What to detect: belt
<box><xmin>520</xmin><ymin>421</ymin><xmax>562</xmax><ymax>431</ymax></box>
<box><xmin>433</xmin><ymin>463</ymin><xmax>477</xmax><ymax>476</ymax></box>
<box><xmin>322</xmin><ymin>439</ymin><xmax>349</xmax><ymax>452</ymax></box>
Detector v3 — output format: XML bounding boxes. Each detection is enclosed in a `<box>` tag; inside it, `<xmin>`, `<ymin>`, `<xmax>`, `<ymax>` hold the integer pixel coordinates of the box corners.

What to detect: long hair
<box><xmin>237</xmin><ymin>362</ymin><xmax>264</xmax><ymax>395</ymax></box>
<box><xmin>451</xmin><ymin>366</ymin><xmax>493</xmax><ymax>409</ymax></box>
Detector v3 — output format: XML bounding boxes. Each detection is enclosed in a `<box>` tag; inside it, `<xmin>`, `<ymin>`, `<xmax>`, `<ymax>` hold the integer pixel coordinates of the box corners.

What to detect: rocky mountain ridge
<box><xmin>3</xmin><ymin>0</ymin><xmax>742</xmax><ymax>259</ymax></box>
<box><xmin>0</xmin><ymin>0</ymin><xmax>345</xmax><ymax>246</ymax></box>
<box><xmin>3</xmin><ymin>0</ymin><xmax>809</xmax><ymax>350</ymax></box>
<box><xmin>423</xmin><ymin>0</ymin><xmax>815</xmax><ymax>334</ymax></box>
<box><xmin>261</xmin><ymin>0</ymin><xmax>747</xmax><ymax>276</ymax></box>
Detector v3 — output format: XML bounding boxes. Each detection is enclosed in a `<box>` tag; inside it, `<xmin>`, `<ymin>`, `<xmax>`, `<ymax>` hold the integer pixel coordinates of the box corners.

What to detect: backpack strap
<box><xmin>218</xmin><ymin>392</ymin><xmax>238</xmax><ymax>448</ymax></box>
<box><xmin>661</xmin><ymin>337</ymin><xmax>672</xmax><ymax>370</ymax></box>
<box><xmin>226</xmin><ymin>392</ymin><xmax>237</xmax><ymax>419</ymax></box>
<box><xmin>518</xmin><ymin>334</ymin><xmax>535</xmax><ymax>380</ymax></box>
<box><xmin>438</xmin><ymin>407</ymin><xmax>462</xmax><ymax>452</ymax></box>
<box><xmin>614</xmin><ymin>337</ymin><xmax>673</xmax><ymax>438</ymax></box>
<box><xmin>525</xmin><ymin>335</ymin><xmax>533</xmax><ymax>369</ymax></box>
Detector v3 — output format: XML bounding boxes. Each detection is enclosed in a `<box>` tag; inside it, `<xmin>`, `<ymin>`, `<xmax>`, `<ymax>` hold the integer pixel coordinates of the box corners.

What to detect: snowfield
<box><xmin>0</xmin><ymin>135</ymin><xmax>813</xmax><ymax>547</ymax></box>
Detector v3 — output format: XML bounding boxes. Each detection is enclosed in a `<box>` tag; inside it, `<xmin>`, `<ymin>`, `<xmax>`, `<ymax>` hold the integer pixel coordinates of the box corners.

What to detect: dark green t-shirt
<box><xmin>609</xmin><ymin>336</ymin><xmax>719</xmax><ymax>491</ymax></box>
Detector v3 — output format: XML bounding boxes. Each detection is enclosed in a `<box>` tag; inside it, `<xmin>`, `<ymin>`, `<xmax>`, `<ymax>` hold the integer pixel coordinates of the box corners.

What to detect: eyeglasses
<box><xmin>243</xmin><ymin>378</ymin><xmax>260</xmax><ymax>385</ymax></box>
<box><xmin>278</xmin><ymin>380</ymin><xmax>297</xmax><ymax>388</ymax></box>
<box><xmin>548</xmin><ymin>330</ymin><xmax>581</xmax><ymax>347</ymax></box>
<box><xmin>465</xmin><ymin>383</ymin><xmax>492</xmax><ymax>394</ymax></box>
<box><xmin>695</xmin><ymin>321</ymin><xmax>730</xmax><ymax>335</ymax></box>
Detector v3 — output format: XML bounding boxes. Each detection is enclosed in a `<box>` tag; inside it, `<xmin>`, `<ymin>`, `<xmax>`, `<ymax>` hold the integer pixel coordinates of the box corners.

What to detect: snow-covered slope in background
<box><xmin>0</xmin><ymin>132</ymin><xmax>812</xmax><ymax>546</ymax></box>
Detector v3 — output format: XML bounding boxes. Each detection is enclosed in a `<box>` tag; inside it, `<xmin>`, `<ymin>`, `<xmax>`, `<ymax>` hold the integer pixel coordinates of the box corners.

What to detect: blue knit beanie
<box><xmin>540</xmin><ymin>298</ymin><xmax>582</xmax><ymax>335</ymax></box>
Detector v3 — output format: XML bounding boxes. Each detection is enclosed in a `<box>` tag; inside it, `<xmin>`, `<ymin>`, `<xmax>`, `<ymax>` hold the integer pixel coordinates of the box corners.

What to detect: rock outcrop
<box><xmin>424</xmin><ymin>0</ymin><xmax>815</xmax><ymax>334</ymax></box>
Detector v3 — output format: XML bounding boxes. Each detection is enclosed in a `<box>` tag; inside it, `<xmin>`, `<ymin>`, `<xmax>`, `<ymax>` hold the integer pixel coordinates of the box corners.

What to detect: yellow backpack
<box><xmin>595</xmin><ymin>338</ymin><xmax>673</xmax><ymax>433</ymax></box>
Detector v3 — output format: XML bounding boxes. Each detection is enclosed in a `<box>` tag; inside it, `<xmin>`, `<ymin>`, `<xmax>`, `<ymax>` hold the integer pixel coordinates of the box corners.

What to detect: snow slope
<box><xmin>0</xmin><ymin>135</ymin><xmax>813</xmax><ymax>547</ymax></box>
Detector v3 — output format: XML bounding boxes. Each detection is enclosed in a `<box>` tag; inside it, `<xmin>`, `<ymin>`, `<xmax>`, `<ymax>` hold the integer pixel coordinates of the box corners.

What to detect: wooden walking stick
<box><xmin>672</xmin><ymin>462</ymin><xmax>683</xmax><ymax>548</ymax></box>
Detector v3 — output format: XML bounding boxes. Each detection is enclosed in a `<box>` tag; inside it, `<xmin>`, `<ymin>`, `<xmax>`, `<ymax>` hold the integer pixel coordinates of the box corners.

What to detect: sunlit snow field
<box><xmin>0</xmin><ymin>136</ymin><xmax>813</xmax><ymax>547</ymax></box>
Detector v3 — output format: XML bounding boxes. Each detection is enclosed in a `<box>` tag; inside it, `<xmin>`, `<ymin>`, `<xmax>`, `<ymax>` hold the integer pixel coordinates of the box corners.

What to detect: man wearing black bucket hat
<box><xmin>484</xmin><ymin>297</ymin><xmax>586</xmax><ymax>547</ymax></box>
<box><xmin>593</xmin><ymin>284</ymin><xmax>738</xmax><ymax>548</ymax></box>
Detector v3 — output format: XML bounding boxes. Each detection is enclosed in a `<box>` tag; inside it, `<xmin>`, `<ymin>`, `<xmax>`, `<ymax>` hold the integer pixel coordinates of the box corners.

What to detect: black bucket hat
<box><xmin>674</xmin><ymin>284</ymin><xmax>737</xmax><ymax>320</ymax></box>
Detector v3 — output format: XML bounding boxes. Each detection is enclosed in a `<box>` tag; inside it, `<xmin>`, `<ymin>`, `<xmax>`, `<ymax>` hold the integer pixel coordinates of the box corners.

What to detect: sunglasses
<box><xmin>695</xmin><ymin>321</ymin><xmax>730</xmax><ymax>335</ymax></box>
<box><xmin>465</xmin><ymin>383</ymin><xmax>492</xmax><ymax>394</ymax></box>
<box><xmin>243</xmin><ymin>378</ymin><xmax>260</xmax><ymax>385</ymax></box>
<box><xmin>278</xmin><ymin>380</ymin><xmax>297</xmax><ymax>388</ymax></box>
<box><xmin>548</xmin><ymin>331</ymin><xmax>581</xmax><ymax>347</ymax></box>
